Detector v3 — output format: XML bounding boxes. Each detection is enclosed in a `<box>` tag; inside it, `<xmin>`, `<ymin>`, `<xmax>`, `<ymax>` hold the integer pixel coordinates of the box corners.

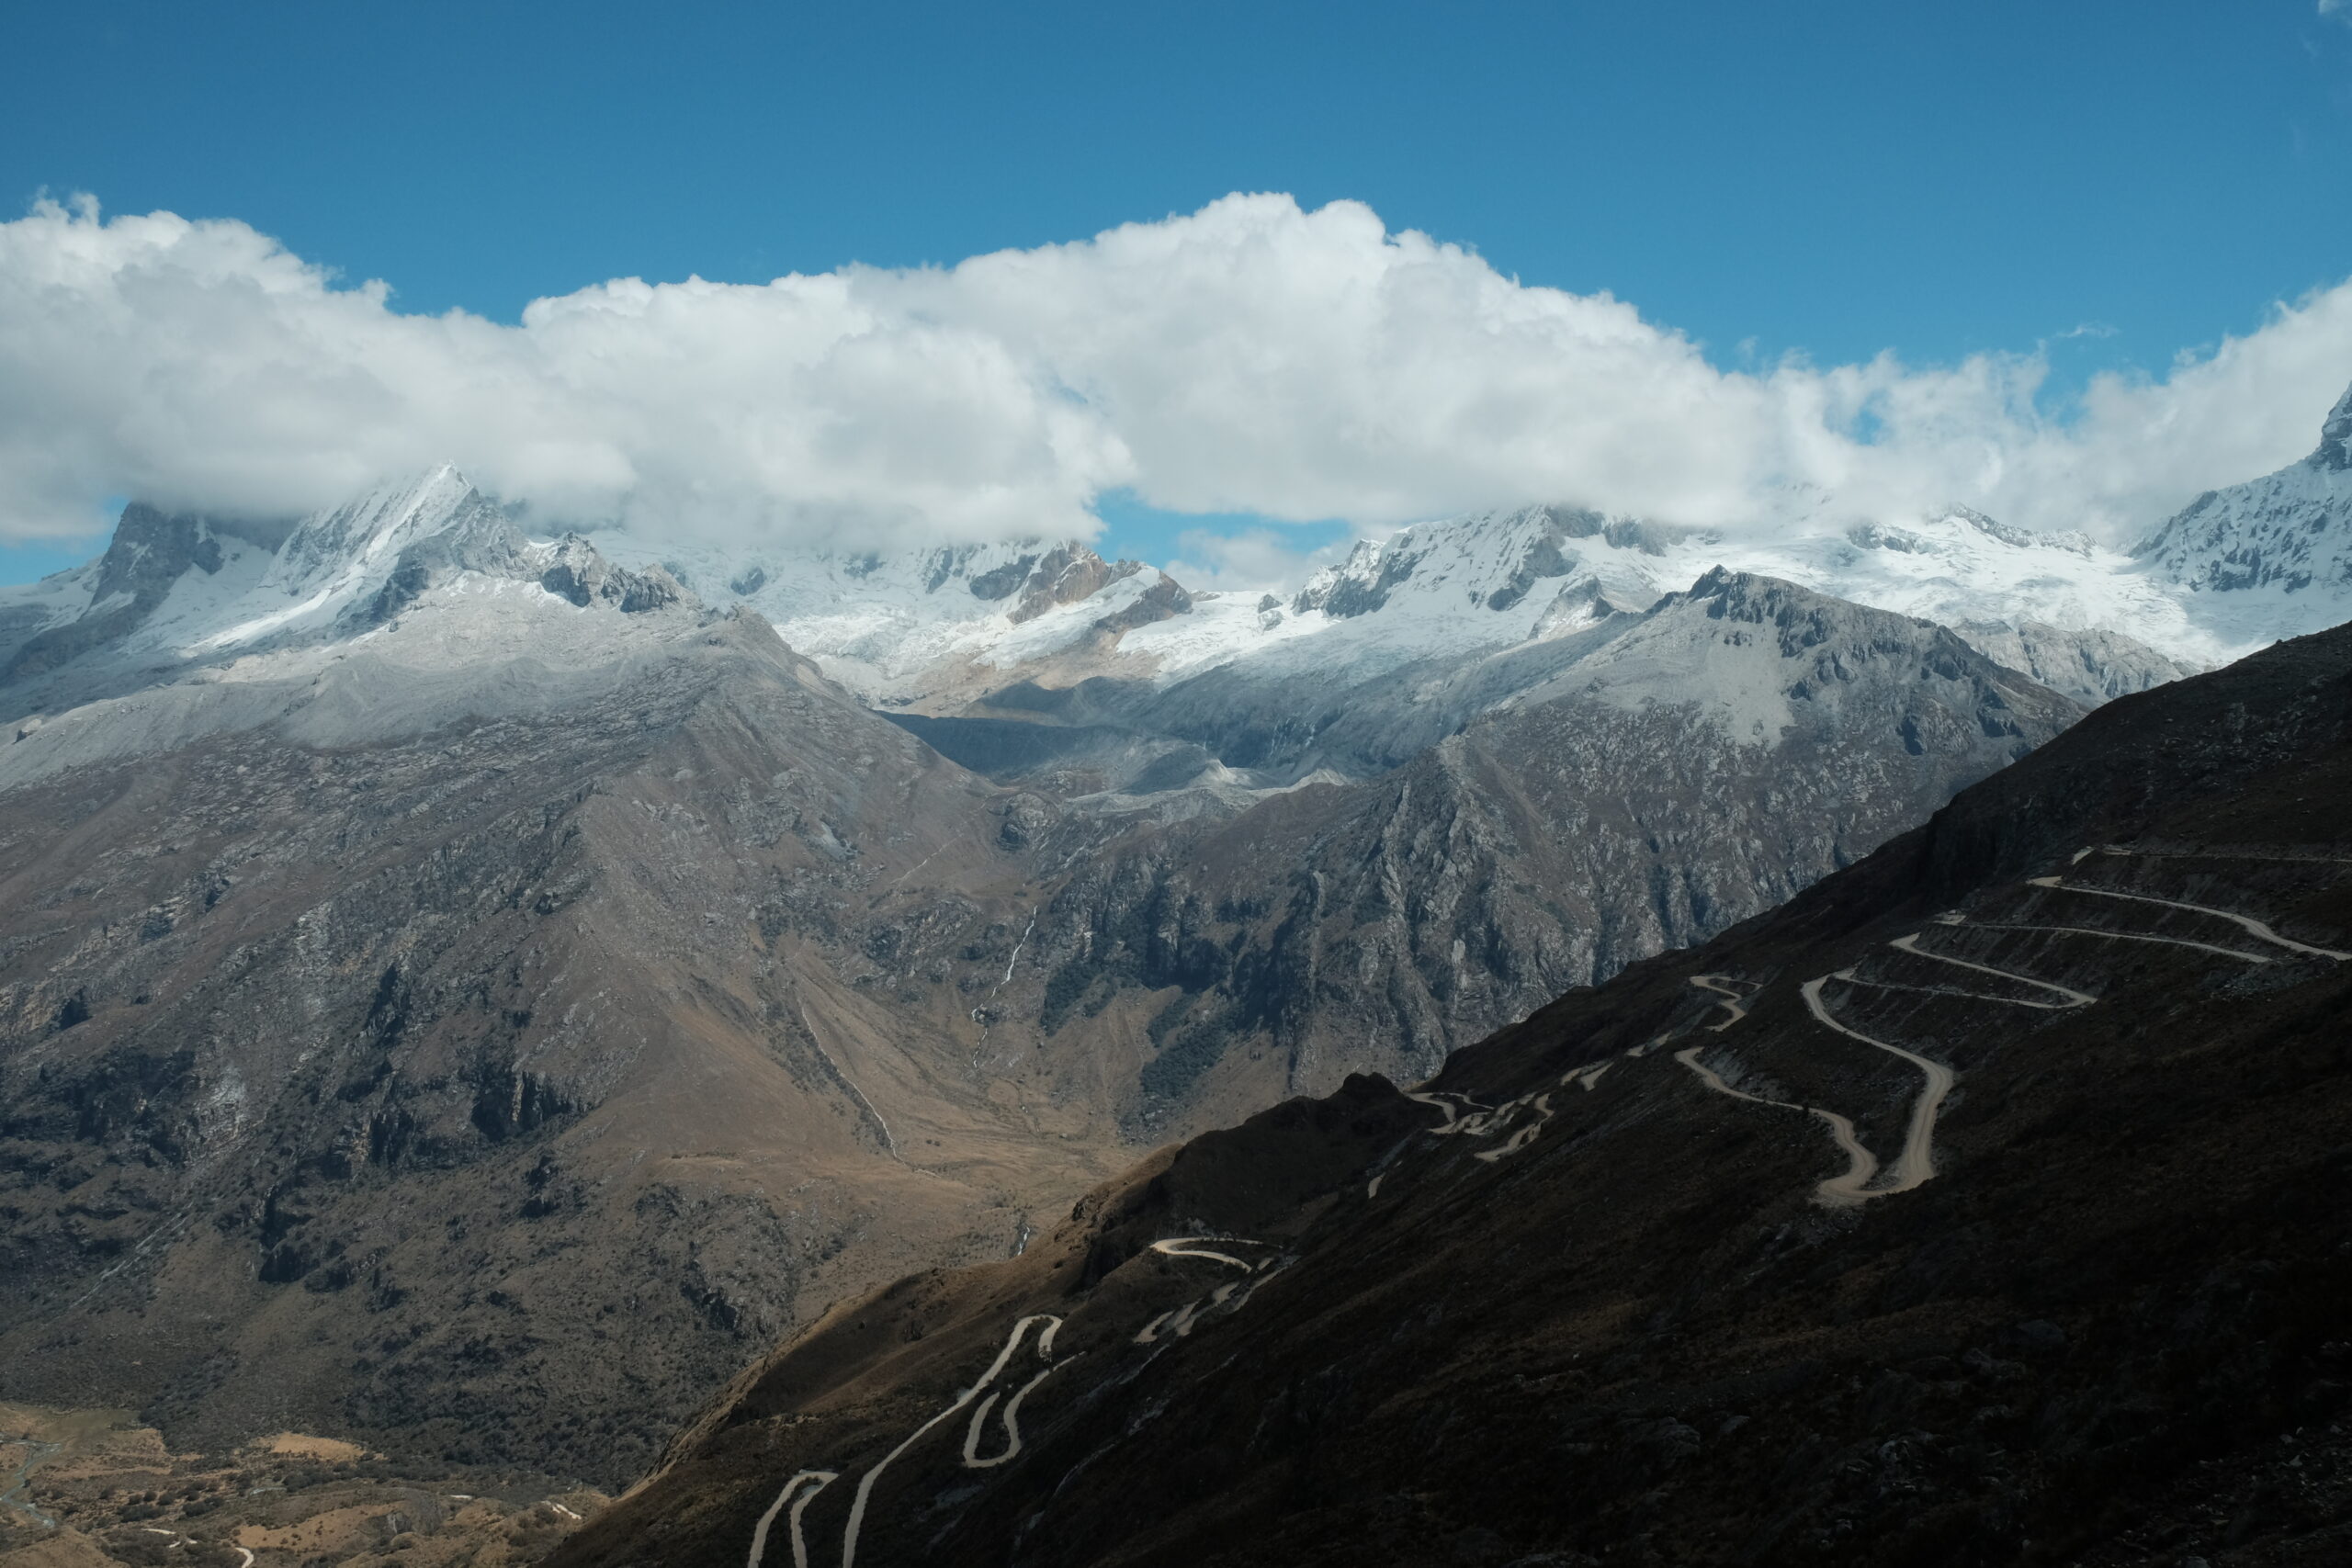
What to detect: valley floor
<box><xmin>0</xmin><ymin>1404</ymin><xmax>605</xmax><ymax>1568</ymax></box>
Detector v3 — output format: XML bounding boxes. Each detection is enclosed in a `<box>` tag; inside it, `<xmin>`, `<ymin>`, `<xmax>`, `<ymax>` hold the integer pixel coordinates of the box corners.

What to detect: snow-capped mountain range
<box><xmin>600</xmin><ymin>498</ymin><xmax>2200</xmax><ymax>716</ymax></box>
<box><xmin>6</xmin><ymin>378</ymin><xmax>2350</xmax><ymax>773</ymax></box>
<box><xmin>605</xmin><ymin>377</ymin><xmax>2352</xmax><ymax>714</ymax></box>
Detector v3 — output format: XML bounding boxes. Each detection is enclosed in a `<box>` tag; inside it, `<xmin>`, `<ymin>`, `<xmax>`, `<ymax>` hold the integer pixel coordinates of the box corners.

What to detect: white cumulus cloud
<box><xmin>3</xmin><ymin>191</ymin><xmax>2350</xmax><ymax>553</ymax></box>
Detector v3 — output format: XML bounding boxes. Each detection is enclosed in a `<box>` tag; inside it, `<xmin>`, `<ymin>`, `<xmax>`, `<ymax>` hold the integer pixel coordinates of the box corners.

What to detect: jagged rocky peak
<box><xmin>4</xmin><ymin>504</ymin><xmax>225</xmax><ymax>681</ymax></box>
<box><xmin>685</xmin><ymin>535</ymin><xmax>1184</xmax><ymax>623</ymax></box>
<box><xmin>1007</xmin><ymin>543</ymin><xmax>1136</xmax><ymax>624</ymax></box>
<box><xmin>1668</xmin><ymin>562</ymin><xmax>1901</xmax><ymax>640</ymax></box>
<box><xmin>264</xmin><ymin>464</ymin><xmax>498</xmax><ymax>596</ymax></box>
<box><xmin>1664</xmin><ymin>567</ymin><xmax>2041</xmax><ymax>702</ymax></box>
<box><xmin>2</xmin><ymin>502</ymin><xmax>295</xmax><ymax>684</ymax></box>
<box><xmin>2315</xmin><ymin>377</ymin><xmax>2352</xmax><ymax>472</ymax></box>
<box><xmin>812</xmin><ymin>535</ymin><xmax>1188</xmax><ymax>631</ymax></box>
<box><xmin>530</xmin><ymin>535</ymin><xmax>688</xmax><ymax>616</ymax></box>
<box><xmin>916</xmin><ymin>537</ymin><xmax>1130</xmax><ymax>606</ymax></box>
<box><xmin>265</xmin><ymin>466</ymin><xmax>697</xmax><ymax>635</ymax></box>
<box><xmin>85</xmin><ymin>499</ymin><xmax>296</xmax><ymax>592</ymax></box>
<box><xmin>92</xmin><ymin>502</ymin><xmax>225</xmax><ymax>588</ymax></box>
<box><xmin>1</xmin><ymin>465</ymin><xmax>714</xmax><ymax>713</ymax></box>
<box><xmin>1089</xmin><ymin>566</ymin><xmax>1193</xmax><ymax>636</ymax></box>
<box><xmin>1291</xmin><ymin>534</ymin><xmax>1405</xmax><ymax>616</ymax></box>
<box><xmin>1528</xmin><ymin>571</ymin><xmax>1646</xmax><ymax>640</ymax></box>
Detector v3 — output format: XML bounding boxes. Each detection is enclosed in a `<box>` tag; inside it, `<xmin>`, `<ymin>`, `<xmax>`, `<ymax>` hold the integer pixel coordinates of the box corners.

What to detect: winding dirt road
<box><xmin>1720</xmin><ymin>931</ymin><xmax>2051</xmax><ymax>1202</ymax></box>
<box><xmin>1673</xmin><ymin>968</ymin><xmax>1906</xmax><ymax>1206</ymax></box>
<box><xmin>1961</xmin><ymin>919</ymin><xmax>2273</xmax><ymax>962</ymax></box>
<box><xmin>1147</xmin><ymin>1237</ymin><xmax>1265</xmax><ymax>1272</ymax></box>
<box><xmin>1134</xmin><ymin>1234</ymin><xmax>1295</xmax><ymax>1342</ymax></box>
<box><xmin>961</xmin><ymin>1356</ymin><xmax>1068</xmax><ymax>1469</ymax></box>
<box><xmin>1135</xmin><ymin>1280</ymin><xmax>1244</xmax><ymax>1344</ymax></box>
<box><xmin>1681</xmin><ymin>856</ymin><xmax>2347</xmax><ymax>1207</ymax></box>
<box><xmin>1689</xmin><ymin>975</ymin><xmax>1752</xmax><ymax>1030</ymax></box>
<box><xmin>1673</xmin><ymin>1045</ymin><xmax>1879</xmax><ymax>1202</ymax></box>
<box><xmin>2027</xmin><ymin>876</ymin><xmax>2352</xmax><ymax>960</ymax></box>
<box><xmin>1402</xmin><ymin>1089</ymin><xmax>1493</xmax><ymax>1132</ymax></box>
<box><xmin>2077</xmin><ymin>844</ymin><xmax>2352</xmax><ymax>868</ymax></box>
<box><xmin>823</xmin><ymin>1316</ymin><xmax>1063</xmax><ymax>1568</ymax></box>
<box><xmin>746</xmin><ymin>850</ymin><xmax>2352</xmax><ymax>1568</ymax></box>
<box><xmin>746</xmin><ymin>1470</ymin><xmax>837</xmax><ymax>1568</ymax></box>
<box><xmin>1474</xmin><ymin>1094</ymin><xmax>1554</xmax><ymax>1162</ymax></box>
<box><xmin>1801</xmin><ymin>976</ymin><xmax>1952</xmax><ymax>1195</ymax></box>
<box><xmin>1883</xmin><ymin>933</ymin><xmax>2098</xmax><ymax>1007</ymax></box>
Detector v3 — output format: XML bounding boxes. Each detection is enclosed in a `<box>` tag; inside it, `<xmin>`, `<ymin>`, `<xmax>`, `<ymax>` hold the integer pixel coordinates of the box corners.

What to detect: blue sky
<box><xmin>6</xmin><ymin>1</ymin><xmax>2352</xmax><ymax>581</ymax></box>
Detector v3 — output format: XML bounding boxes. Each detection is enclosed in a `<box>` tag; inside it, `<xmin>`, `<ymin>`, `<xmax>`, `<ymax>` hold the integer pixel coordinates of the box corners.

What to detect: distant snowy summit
<box><xmin>595</xmin><ymin>530</ymin><xmax>1196</xmax><ymax>708</ymax></box>
<box><xmin>0</xmin><ymin>466</ymin><xmax>687</xmax><ymax>700</ymax></box>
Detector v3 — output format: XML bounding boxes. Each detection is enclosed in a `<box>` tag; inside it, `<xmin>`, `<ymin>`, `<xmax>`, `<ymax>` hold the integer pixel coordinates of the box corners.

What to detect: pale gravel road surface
<box><xmin>2028</xmin><ymin>876</ymin><xmax>2352</xmax><ymax>960</ymax></box>
<box><xmin>1802</xmin><ymin>976</ymin><xmax>1954</xmax><ymax>1198</ymax></box>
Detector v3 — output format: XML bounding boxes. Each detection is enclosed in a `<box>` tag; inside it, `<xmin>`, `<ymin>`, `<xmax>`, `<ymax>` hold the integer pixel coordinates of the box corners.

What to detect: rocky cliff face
<box><xmin>2315</xmin><ymin>378</ymin><xmax>2352</xmax><ymax>472</ymax></box>
<box><xmin>557</xmin><ymin>616</ymin><xmax>2352</xmax><ymax>1568</ymax></box>
<box><xmin>1951</xmin><ymin>617</ymin><xmax>2191</xmax><ymax>705</ymax></box>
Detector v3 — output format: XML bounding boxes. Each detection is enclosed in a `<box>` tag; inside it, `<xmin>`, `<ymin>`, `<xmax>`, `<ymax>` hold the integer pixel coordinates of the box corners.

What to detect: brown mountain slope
<box><xmin>559</xmin><ymin>617</ymin><xmax>2352</xmax><ymax>1568</ymax></box>
<box><xmin>0</xmin><ymin>613</ymin><xmax>1122</xmax><ymax>1486</ymax></box>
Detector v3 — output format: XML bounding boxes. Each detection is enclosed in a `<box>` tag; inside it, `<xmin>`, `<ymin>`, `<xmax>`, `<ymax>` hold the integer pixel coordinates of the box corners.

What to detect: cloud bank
<box><xmin>6</xmin><ymin>191</ymin><xmax>2351</xmax><ymax>551</ymax></box>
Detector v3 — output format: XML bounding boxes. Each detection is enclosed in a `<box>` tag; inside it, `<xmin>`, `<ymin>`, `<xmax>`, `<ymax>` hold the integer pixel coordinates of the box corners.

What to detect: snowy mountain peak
<box><xmin>0</xmin><ymin>462</ymin><xmax>718</xmax><ymax>737</ymax></box>
<box><xmin>1292</xmin><ymin>503</ymin><xmax>1700</xmax><ymax>623</ymax></box>
<box><xmin>2130</xmin><ymin>378</ymin><xmax>2352</xmax><ymax>642</ymax></box>
<box><xmin>264</xmin><ymin>464</ymin><xmax>488</xmax><ymax>598</ymax></box>
<box><xmin>1931</xmin><ymin>503</ymin><xmax>2095</xmax><ymax>557</ymax></box>
<box><xmin>0</xmin><ymin>504</ymin><xmax>249</xmax><ymax>683</ymax></box>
